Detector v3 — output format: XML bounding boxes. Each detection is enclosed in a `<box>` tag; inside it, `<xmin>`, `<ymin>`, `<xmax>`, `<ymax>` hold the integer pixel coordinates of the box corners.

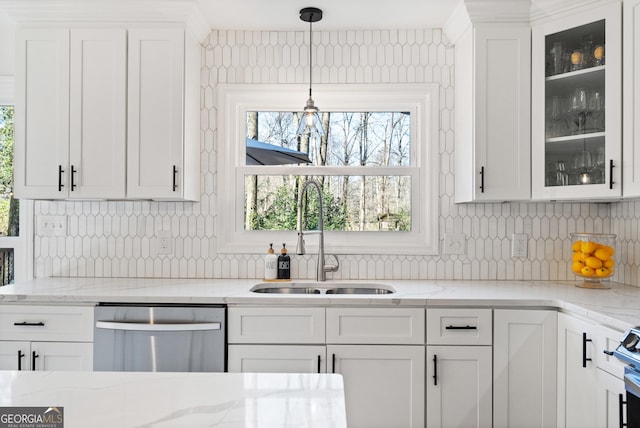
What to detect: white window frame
<box><xmin>0</xmin><ymin>75</ymin><xmax>33</xmax><ymax>282</ymax></box>
<box><xmin>215</xmin><ymin>83</ymin><xmax>439</xmax><ymax>255</ymax></box>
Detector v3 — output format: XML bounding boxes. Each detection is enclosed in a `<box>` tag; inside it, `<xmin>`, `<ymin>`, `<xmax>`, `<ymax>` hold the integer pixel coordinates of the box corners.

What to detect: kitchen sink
<box><xmin>250</xmin><ymin>282</ymin><xmax>395</xmax><ymax>295</ymax></box>
<box><xmin>251</xmin><ymin>286</ymin><xmax>321</xmax><ymax>294</ymax></box>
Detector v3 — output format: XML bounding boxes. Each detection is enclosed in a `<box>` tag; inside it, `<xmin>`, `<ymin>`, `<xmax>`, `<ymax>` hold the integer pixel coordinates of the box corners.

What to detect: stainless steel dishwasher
<box><xmin>94</xmin><ymin>304</ymin><xmax>226</xmax><ymax>372</ymax></box>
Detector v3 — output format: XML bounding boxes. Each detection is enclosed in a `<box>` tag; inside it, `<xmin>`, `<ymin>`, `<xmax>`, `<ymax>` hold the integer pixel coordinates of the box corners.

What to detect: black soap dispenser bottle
<box><xmin>277</xmin><ymin>243</ymin><xmax>291</xmax><ymax>279</ymax></box>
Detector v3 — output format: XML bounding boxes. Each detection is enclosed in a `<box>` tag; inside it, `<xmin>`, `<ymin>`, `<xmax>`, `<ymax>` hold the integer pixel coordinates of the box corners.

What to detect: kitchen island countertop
<box><xmin>0</xmin><ymin>371</ymin><xmax>347</xmax><ymax>428</ymax></box>
<box><xmin>1</xmin><ymin>277</ymin><xmax>640</xmax><ymax>330</ymax></box>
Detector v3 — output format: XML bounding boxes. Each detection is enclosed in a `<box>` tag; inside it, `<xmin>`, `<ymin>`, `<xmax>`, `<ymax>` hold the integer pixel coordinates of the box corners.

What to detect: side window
<box><xmin>0</xmin><ymin>77</ymin><xmax>32</xmax><ymax>283</ymax></box>
<box><xmin>0</xmin><ymin>105</ymin><xmax>17</xmax><ymax>284</ymax></box>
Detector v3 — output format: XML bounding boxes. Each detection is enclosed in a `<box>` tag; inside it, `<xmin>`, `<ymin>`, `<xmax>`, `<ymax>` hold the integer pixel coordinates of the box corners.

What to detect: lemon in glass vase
<box><xmin>570</xmin><ymin>233</ymin><xmax>615</xmax><ymax>289</ymax></box>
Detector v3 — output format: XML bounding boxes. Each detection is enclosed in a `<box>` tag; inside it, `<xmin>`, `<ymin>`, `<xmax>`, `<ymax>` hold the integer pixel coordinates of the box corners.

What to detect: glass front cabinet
<box><xmin>532</xmin><ymin>2</ymin><xmax>621</xmax><ymax>200</ymax></box>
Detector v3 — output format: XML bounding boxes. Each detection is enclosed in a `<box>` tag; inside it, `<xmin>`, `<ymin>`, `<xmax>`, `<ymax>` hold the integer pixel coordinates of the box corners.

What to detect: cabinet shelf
<box><xmin>546</xmin><ymin>65</ymin><xmax>605</xmax><ymax>82</ymax></box>
<box><xmin>545</xmin><ymin>131</ymin><xmax>605</xmax><ymax>144</ymax></box>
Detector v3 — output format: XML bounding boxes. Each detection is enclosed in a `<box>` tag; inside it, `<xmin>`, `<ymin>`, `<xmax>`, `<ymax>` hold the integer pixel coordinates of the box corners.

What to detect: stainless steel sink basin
<box><xmin>251</xmin><ymin>286</ymin><xmax>321</xmax><ymax>294</ymax></box>
<box><xmin>325</xmin><ymin>286</ymin><xmax>394</xmax><ymax>294</ymax></box>
<box><xmin>250</xmin><ymin>282</ymin><xmax>395</xmax><ymax>295</ymax></box>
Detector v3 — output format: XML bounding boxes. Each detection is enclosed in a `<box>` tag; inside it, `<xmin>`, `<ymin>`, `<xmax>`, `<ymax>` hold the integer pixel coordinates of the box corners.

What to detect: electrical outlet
<box><xmin>512</xmin><ymin>233</ymin><xmax>528</xmax><ymax>258</ymax></box>
<box><xmin>37</xmin><ymin>215</ymin><xmax>67</xmax><ymax>236</ymax></box>
<box><xmin>156</xmin><ymin>230</ymin><xmax>172</xmax><ymax>255</ymax></box>
<box><xmin>443</xmin><ymin>233</ymin><xmax>466</xmax><ymax>255</ymax></box>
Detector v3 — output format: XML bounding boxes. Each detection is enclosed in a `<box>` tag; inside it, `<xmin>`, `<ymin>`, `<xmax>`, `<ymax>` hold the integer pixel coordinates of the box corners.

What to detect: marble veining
<box><xmin>1</xmin><ymin>278</ymin><xmax>640</xmax><ymax>330</ymax></box>
<box><xmin>0</xmin><ymin>371</ymin><xmax>347</xmax><ymax>428</ymax></box>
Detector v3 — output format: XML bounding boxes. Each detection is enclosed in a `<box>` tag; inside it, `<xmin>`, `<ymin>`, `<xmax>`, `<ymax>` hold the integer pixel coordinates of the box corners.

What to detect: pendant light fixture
<box><xmin>296</xmin><ymin>7</ymin><xmax>325</xmax><ymax>138</ymax></box>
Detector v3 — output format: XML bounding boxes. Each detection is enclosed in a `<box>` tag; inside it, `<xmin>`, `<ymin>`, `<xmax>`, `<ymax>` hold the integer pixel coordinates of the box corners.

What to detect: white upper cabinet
<box><xmin>126</xmin><ymin>28</ymin><xmax>200</xmax><ymax>201</ymax></box>
<box><xmin>453</xmin><ymin>23</ymin><xmax>531</xmax><ymax>202</ymax></box>
<box><xmin>531</xmin><ymin>2</ymin><xmax>622</xmax><ymax>200</ymax></box>
<box><xmin>14</xmin><ymin>28</ymin><xmax>70</xmax><ymax>199</ymax></box>
<box><xmin>14</xmin><ymin>25</ymin><xmax>200</xmax><ymax>201</ymax></box>
<box><xmin>623</xmin><ymin>0</ymin><xmax>640</xmax><ymax>197</ymax></box>
<box><xmin>70</xmin><ymin>29</ymin><xmax>127</xmax><ymax>199</ymax></box>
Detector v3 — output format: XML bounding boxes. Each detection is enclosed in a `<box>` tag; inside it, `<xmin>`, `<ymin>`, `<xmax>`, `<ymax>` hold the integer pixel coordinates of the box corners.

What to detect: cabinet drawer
<box><xmin>228</xmin><ymin>307</ymin><xmax>325</xmax><ymax>344</ymax></box>
<box><xmin>596</xmin><ymin>324</ymin><xmax>625</xmax><ymax>379</ymax></box>
<box><xmin>326</xmin><ymin>307</ymin><xmax>425</xmax><ymax>344</ymax></box>
<box><xmin>426</xmin><ymin>308</ymin><xmax>492</xmax><ymax>345</ymax></box>
<box><xmin>0</xmin><ymin>305</ymin><xmax>94</xmax><ymax>342</ymax></box>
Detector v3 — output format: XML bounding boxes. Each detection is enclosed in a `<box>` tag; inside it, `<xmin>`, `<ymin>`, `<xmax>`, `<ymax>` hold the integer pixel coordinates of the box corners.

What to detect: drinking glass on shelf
<box><xmin>587</xmin><ymin>90</ymin><xmax>604</xmax><ymax>132</ymax></box>
<box><xmin>550</xmin><ymin>42</ymin><xmax>565</xmax><ymax>75</ymax></box>
<box><xmin>570</xmin><ymin>150</ymin><xmax>594</xmax><ymax>184</ymax></box>
<box><xmin>549</xmin><ymin>96</ymin><xmax>566</xmax><ymax>137</ymax></box>
<box><xmin>569</xmin><ymin>87</ymin><xmax>588</xmax><ymax>134</ymax></box>
<box><xmin>581</xmin><ymin>34</ymin><xmax>594</xmax><ymax>68</ymax></box>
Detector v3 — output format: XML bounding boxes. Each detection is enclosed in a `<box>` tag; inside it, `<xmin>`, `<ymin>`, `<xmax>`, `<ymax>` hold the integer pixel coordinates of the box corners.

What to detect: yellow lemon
<box><xmin>595</xmin><ymin>267</ymin><xmax>611</xmax><ymax>277</ymax></box>
<box><xmin>572</xmin><ymin>261</ymin><xmax>585</xmax><ymax>273</ymax></box>
<box><xmin>594</xmin><ymin>248</ymin><xmax>611</xmax><ymax>261</ymax></box>
<box><xmin>572</xmin><ymin>252</ymin><xmax>584</xmax><ymax>262</ymax></box>
<box><xmin>604</xmin><ymin>259</ymin><xmax>615</xmax><ymax>268</ymax></box>
<box><xmin>585</xmin><ymin>256</ymin><xmax>603</xmax><ymax>269</ymax></box>
<box><xmin>602</xmin><ymin>245</ymin><xmax>615</xmax><ymax>256</ymax></box>
<box><xmin>581</xmin><ymin>266</ymin><xmax>595</xmax><ymax>276</ymax></box>
<box><xmin>572</xmin><ymin>240</ymin><xmax>583</xmax><ymax>252</ymax></box>
<box><xmin>581</xmin><ymin>241</ymin><xmax>598</xmax><ymax>254</ymax></box>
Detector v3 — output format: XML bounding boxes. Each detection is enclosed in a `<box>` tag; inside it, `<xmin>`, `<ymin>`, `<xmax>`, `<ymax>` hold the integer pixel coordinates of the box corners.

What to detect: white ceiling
<box><xmin>195</xmin><ymin>0</ymin><xmax>461</xmax><ymax>31</ymax></box>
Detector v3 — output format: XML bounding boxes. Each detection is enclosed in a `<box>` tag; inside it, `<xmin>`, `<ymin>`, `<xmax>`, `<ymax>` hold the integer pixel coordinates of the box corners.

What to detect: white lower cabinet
<box><xmin>493</xmin><ymin>309</ymin><xmax>557</xmax><ymax>428</ymax></box>
<box><xmin>596</xmin><ymin>368</ymin><xmax>626</xmax><ymax>428</ymax></box>
<box><xmin>0</xmin><ymin>305</ymin><xmax>94</xmax><ymax>371</ymax></box>
<box><xmin>227</xmin><ymin>306</ymin><xmax>425</xmax><ymax>428</ymax></box>
<box><xmin>557</xmin><ymin>313</ymin><xmax>625</xmax><ymax>428</ymax></box>
<box><xmin>330</xmin><ymin>344</ymin><xmax>425</xmax><ymax>428</ymax></box>
<box><xmin>0</xmin><ymin>341</ymin><xmax>92</xmax><ymax>371</ymax></box>
<box><xmin>558</xmin><ymin>313</ymin><xmax>599</xmax><ymax>428</ymax></box>
<box><xmin>426</xmin><ymin>308</ymin><xmax>493</xmax><ymax>428</ymax></box>
<box><xmin>425</xmin><ymin>345</ymin><xmax>492</xmax><ymax>428</ymax></box>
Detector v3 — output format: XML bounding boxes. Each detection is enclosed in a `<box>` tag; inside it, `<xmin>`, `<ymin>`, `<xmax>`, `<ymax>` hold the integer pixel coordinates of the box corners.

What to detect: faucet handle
<box><xmin>296</xmin><ymin>232</ymin><xmax>306</xmax><ymax>255</ymax></box>
<box><xmin>324</xmin><ymin>254</ymin><xmax>339</xmax><ymax>273</ymax></box>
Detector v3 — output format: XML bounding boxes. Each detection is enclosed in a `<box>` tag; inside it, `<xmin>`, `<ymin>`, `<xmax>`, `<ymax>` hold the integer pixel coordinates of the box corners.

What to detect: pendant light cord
<box><xmin>308</xmin><ymin>15</ymin><xmax>313</xmax><ymax>98</ymax></box>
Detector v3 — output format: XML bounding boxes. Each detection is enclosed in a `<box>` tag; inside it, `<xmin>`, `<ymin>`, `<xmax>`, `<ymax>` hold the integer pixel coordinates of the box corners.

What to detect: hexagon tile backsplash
<box><xmin>32</xmin><ymin>28</ymin><xmax>640</xmax><ymax>286</ymax></box>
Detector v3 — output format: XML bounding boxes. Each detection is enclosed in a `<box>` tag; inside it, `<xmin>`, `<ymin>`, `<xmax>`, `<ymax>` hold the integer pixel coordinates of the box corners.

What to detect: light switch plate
<box><xmin>36</xmin><ymin>215</ymin><xmax>67</xmax><ymax>236</ymax></box>
<box><xmin>155</xmin><ymin>230</ymin><xmax>173</xmax><ymax>255</ymax></box>
<box><xmin>443</xmin><ymin>233</ymin><xmax>466</xmax><ymax>255</ymax></box>
<box><xmin>512</xmin><ymin>233</ymin><xmax>528</xmax><ymax>258</ymax></box>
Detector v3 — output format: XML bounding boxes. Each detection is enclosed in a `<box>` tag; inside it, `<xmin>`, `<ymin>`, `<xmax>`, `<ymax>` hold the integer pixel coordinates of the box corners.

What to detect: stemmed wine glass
<box><xmin>569</xmin><ymin>87</ymin><xmax>589</xmax><ymax>134</ymax></box>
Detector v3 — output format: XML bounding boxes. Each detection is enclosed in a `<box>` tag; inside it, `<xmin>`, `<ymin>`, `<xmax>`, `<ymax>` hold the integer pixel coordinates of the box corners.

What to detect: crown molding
<box><xmin>0</xmin><ymin>0</ymin><xmax>210</xmax><ymax>42</ymax></box>
<box><xmin>463</xmin><ymin>0</ymin><xmax>532</xmax><ymax>23</ymax></box>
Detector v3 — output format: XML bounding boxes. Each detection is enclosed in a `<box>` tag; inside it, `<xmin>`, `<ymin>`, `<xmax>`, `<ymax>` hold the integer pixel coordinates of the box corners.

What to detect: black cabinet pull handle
<box><xmin>479</xmin><ymin>166</ymin><xmax>485</xmax><ymax>193</ymax></box>
<box><xmin>433</xmin><ymin>354</ymin><xmax>438</xmax><ymax>385</ymax></box>
<box><xmin>332</xmin><ymin>353</ymin><xmax>336</xmax><ymax>374</ymax></box>
<box><xmin>619</xmin><ymin>393</ymin><xmax>627</xmax><ymax>428</ymax></box>
<box><xmin>317</xmin><ymin>355</ymin><xmax>321</xmax><ymax>373</ymax></box>
<box><xmin>71</xmin><ymin>165</ymin><xmax>77</xmax><ymax>191</ymax></box>
<box><xmin>32</xmin><ymin>351</ymin><xmax>39</xmax><ymax>371</ymax></box>
<box><xmin>583</xmin><ymin>332</ymin><xmax>592</xmax><ymax>368</ymax></box>
<box><xmin>609</xmin><ymin>159</ymin><xmax>615</xmax><ymax>190</ymax></box>
<box><xmin>17</xmin><ymin>350</ymin><xmax>24</xmax><ymax>371</ymax></box>
<box><xmin>58</xmin><ymin>165</ymin><xmax>64</xmax><ymax>191</ymax></box>
<box><xmin>445</xmin><ymin>325</ymin><xmax>477</xmax><ymax>330</ymax></box>
<box><xmin>604</xmin><ymin>350</ymin><xmax>614</xmax><ymax>356</ymax></box>
<box><xmin>172</xmin><ymin>165</ymin><xmax>178</xmax><ymax>191</ymax></box>
<box><xmin>13</xmin><ymin>321</ymin><xmax>45</xmax><ymax>327</ymax></box>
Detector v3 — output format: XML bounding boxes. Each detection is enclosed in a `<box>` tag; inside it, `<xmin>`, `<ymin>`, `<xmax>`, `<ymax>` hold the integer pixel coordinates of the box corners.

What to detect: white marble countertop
<box><xmin>1</xmin><ymin>277</ymin><xmax>640</xmax><ymax>330</ymax></box>
<box><xmin>0</xmin><ymin>371</ymin><xmax>347</xmax><ymax>428</ymax></box>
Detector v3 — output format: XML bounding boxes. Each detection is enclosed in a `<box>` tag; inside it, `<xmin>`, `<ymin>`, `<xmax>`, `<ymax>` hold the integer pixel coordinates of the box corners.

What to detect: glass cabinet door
<box><xmin>532</xmin><ymin>3</ymin><xmax>621</xmax><ymax>200</ymax></box>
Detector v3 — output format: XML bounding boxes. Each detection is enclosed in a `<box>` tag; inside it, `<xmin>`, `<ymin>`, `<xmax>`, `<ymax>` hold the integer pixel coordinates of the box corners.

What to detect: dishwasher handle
<box><xmin>95</xmin><ymin>321</ymin><xmax>222</xmax><ymax>332</ymax></box>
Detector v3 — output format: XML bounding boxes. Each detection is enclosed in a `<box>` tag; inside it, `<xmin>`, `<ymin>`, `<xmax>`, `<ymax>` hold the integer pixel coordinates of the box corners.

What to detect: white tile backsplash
<box><xmin>30</xmin><ymin>27</ymin><xmax>639</xmax><ymax>285</ymax></box>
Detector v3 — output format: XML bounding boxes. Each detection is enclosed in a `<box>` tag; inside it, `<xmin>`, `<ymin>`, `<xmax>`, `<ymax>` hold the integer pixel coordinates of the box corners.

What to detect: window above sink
<box><xmin>215</xmin><ymin>83</ymin><xmax>440</xmax><ymax>255</ymax></box>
